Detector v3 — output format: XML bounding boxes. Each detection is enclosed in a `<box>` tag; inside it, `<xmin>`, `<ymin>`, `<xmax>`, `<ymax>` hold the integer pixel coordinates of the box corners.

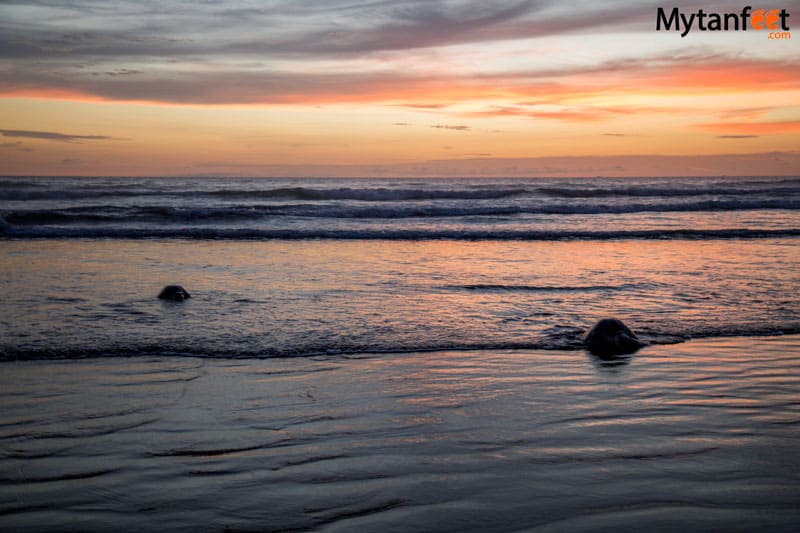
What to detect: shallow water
<box><xmin>1</xmin><ymin>337</ymin><xmax>799</xmax><ymax>531</ymax></box>
<box><xmin>1</xmin><ymin>238</ymin><xmax>798</xmax><ymax>359</ymax></box>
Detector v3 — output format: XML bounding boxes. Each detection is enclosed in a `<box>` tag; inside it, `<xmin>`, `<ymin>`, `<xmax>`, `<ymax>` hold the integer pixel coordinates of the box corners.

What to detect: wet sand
<box><xmin>2</xmin><ymin>336</ymin><xmax>799</xmax><ymax>531</ymax></box>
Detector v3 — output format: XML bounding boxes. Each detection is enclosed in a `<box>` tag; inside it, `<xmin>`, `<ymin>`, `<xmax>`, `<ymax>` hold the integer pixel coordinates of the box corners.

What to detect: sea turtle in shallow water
<box><xmin>158</xmin><ymin>285</ymin><xmax>191</xmax><ymax>301</ymax></box>
<box><xmin>584</xmin><ymin>318</ymin><xmax>643</xmax><ymax>356</ymax></box>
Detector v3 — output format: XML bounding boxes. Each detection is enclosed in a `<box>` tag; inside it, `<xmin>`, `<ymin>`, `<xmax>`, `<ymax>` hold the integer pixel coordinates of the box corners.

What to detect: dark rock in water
<box><xmin>584</xmin><ymin>318</ymin><xmax>643</xmax><ymax>356</ymax></box>
<box><xmin>158</xmin><ymin>285</ymin><xmax>191</xmax><ymax>301</ymax></box>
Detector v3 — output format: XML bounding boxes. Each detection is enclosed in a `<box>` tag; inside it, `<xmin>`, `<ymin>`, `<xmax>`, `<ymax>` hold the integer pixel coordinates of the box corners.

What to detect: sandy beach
<box><xmin>2</xmin><ymin>335</ymin><xmax>799</xmax><ymax>531</ymax></box>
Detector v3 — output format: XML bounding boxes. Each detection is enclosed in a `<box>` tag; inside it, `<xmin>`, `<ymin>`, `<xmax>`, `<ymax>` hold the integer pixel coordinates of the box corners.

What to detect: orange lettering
<box><xmin>752</xmin><ymin>8</ymin><xmax>765</xmax><ymax>29</ymax></box>
<box><xmin>765</xmin><ymin>9</ymin><xmax>780</xmax><ymax>29</ymax></box>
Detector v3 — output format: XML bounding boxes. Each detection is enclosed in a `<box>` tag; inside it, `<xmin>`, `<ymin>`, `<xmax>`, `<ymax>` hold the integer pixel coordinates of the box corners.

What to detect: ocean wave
<box><xmin>0</xmin><ymin>186</ymin><xmax>530</xmax><ymax>202</ymax></box>
<box><xmin>739</xmin><ymin>177</ymin><xmax>800</xmax><ymax>185</ymax></box>
<box><xmin>0</xmin><ymin>179</ymin><xmax>45</xmax><ymax>189</ymax></box>
<box><xmin>3</xmin><ymin>198</ymin><xmax>799</xmax><ymax>226</ymax></box>
<box><xmin>0</xmin><ymin>189</ymin><xmax>166</xmax><ymax>201</ymax></box>
<box><xmin>3</xmin><ymin>226</ymin><xmax>799</xmax><ymax>240</ymax></box>
<box><xmin>3</xmin><ymin>209</ymin><xmax>123</xmax><ymax>224</ymax></box>
<box><xmin>3</xmin><ymin>180</ymin><xmax>796</xmax><ymax>203</ymax></box>
<box><xmin>1</xmin><ymin>326</ymin><xmax>797</xmax><ymax>361</ymax></box>
<box><xmin>444</xmin><ymin>283</ymin><xmax>650</xmax><ymax>292</ymax></box>
<box><xmin>537</xmin><ymin>185</ymin><xmax>800</xmax><ymax>198</ymax></box>
<box><xmin>207</xmin><ymin>186</ymin><xmax>530</xmax><ymax>201</ymax></box>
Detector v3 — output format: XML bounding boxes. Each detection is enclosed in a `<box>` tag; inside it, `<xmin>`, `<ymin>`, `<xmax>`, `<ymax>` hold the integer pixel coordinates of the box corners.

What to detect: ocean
<box><xmin>0</xmin><ymin>176</ymin><xmax>798</xmax><ymax>360</ymax></box>
<box><xmin>1</xmin><ymin>176</ymin><xmax>799</xmax><ymax>531</ymax></box>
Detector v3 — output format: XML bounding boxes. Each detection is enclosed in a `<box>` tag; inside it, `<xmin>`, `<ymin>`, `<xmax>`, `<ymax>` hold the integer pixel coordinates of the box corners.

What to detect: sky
<box><xmin>1</xmin><ymin>0</ymin><xmax>799</xmax><ymax>177</ymax></box>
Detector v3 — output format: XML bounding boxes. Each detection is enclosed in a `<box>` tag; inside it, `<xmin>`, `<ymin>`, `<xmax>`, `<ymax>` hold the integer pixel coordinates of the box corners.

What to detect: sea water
<box><xmin>1</xmin><ymin>176</ymin><xmax>799</xmax><ymax>531</ymax></box>
<box><xmin>0</xmin><ymin>176</ymin><xmax>798</xmax><ymax>360</ymax></box>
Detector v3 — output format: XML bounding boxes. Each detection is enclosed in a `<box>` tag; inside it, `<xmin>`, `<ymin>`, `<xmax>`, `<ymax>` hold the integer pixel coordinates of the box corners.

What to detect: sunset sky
<box><xmin>1</xmin><ymin>0</ymin><xmax>799</xmax><ymax>177</ymax></box>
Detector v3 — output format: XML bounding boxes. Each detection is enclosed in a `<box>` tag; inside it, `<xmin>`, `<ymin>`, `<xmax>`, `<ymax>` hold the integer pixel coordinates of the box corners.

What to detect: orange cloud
<box><xmin>696</xmin><ymin>120</ymin><xmax>800</xmax><ymax>135</ymax></box>
<box><xmin>464</xmin><ymin>104</ymin><xmax>686</xmax><ymax>123</ymax></box>
<box><xmin>717</xmin><ymin>107</ymin><xmax>778</xmax><ymax>120</ymax></box>
<box><xmin>3</xmin><ymin>57</ymin><xmax>799</xmax><ymax>108</ymax></box>
<box><xmin>636</xmin><ymin>61</ymin><xmax>800</xmax><ymax>94</ymax></box>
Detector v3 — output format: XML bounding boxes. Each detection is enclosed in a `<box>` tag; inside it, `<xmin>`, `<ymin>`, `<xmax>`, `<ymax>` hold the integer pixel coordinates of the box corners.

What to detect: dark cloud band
<box><xmin>0</xmin><ymin>129</ymin><xmax>119</xmax><ymax>142</ymax></box>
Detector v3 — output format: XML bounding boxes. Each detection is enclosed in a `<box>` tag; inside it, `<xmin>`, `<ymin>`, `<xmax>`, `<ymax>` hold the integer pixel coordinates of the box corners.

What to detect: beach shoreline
<box><xmin>2</xmin><ymin>335</ymin><xmax>799</xmax><ymax>531</ymax></box>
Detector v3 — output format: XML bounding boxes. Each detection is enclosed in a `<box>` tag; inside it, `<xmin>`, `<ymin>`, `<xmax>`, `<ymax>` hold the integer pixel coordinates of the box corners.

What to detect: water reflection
<box><xmin>586</xmin><ymin>349</ymin><xmax>635</xmax><ymax>372</ymax></box>
<box><xmin>2</xmin><ymin>337</ymin><xmax>799</xmax><ymax>531</ymax></box>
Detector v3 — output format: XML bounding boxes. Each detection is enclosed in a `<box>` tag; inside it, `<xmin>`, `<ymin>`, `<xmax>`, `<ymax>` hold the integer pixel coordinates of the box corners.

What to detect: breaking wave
<box><xmin>3</xmin><ymin>226</ymin><xmax>800</xmax><ymax>240</ymax></box>
<box><xmin>2</xmin><ymin>197</ymin><xmax>799</xmax><ymax>227</ymax></box>
<box><xmin>2</xmin><ymin>323</ymin><xmax>798</xmax><ymax>361</ymax></box>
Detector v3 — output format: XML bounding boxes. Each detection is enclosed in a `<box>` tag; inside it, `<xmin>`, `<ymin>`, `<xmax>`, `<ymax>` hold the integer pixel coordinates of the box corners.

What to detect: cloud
<box><xmin>431</xmin><ymin>124</ymin><xmax>471</xmax><ymax>131</ymax></box>
<box><xmin>466</xmin><ymin>103</ymin><xmax>684</xmax><ymax>123</ymax></box>
<box><xmin>528</xmin><ymin>109</ymin><xmax>608</xmax><ymax>122</ymax></box>
<box><xmin>717</xmin><ymin>135</ymin><xmax>759</xmax><ymax>139</ymax></box>
<box><xmin>717</xmin><ymin>107</ymin><xmax>776</xmax><ymax>120</ymax></box>
<box><xmin>91</xmin><ymin>69</ymin><xmax>143</xmax><ymax>77</ymax></box>
<box><xmin>1</xmin><ymin>2</ymin><xmax>798</xmax><ymax>116</ymax></box>
<box><xmin>602</xmin><ymin>133</ymin><xmax>627</xmax><ymax>137</ymax></box>
<box><xmin>697</xmin><ymin>121</ymin><xmax>800</xmax><ymax>135</ymax></box>
<box><xmin>0</xmin><ymin>1</ymin><xmax>659</xmax><ymax>61</ymax></box>
<box><xmin>0</xmin><ymin>140</ymin><xmax>33</xmax><ymax>151</ymax></box>
<box><xmin>0</xmin><ymin>129</ymin><xmax>123</xmax><ymax>142</ymax></box>
<box><xmin>392</xmin><ymin>122</ymin><xmax>411</xmax><ymax>126</ymax></box>
<box><xmin>2</xmin><ymin>35</ymin><xmax>799</xmax><ymax>106</ymax></box>
<box><xmin>5</xmin><ymin>1</ymin><xmax>770</xmax><ymax>108</ymax></box>
<box><xmin>397</xmin><ymin>103</ymin><xmax>451</xmax><ymax>110</ymax></box>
